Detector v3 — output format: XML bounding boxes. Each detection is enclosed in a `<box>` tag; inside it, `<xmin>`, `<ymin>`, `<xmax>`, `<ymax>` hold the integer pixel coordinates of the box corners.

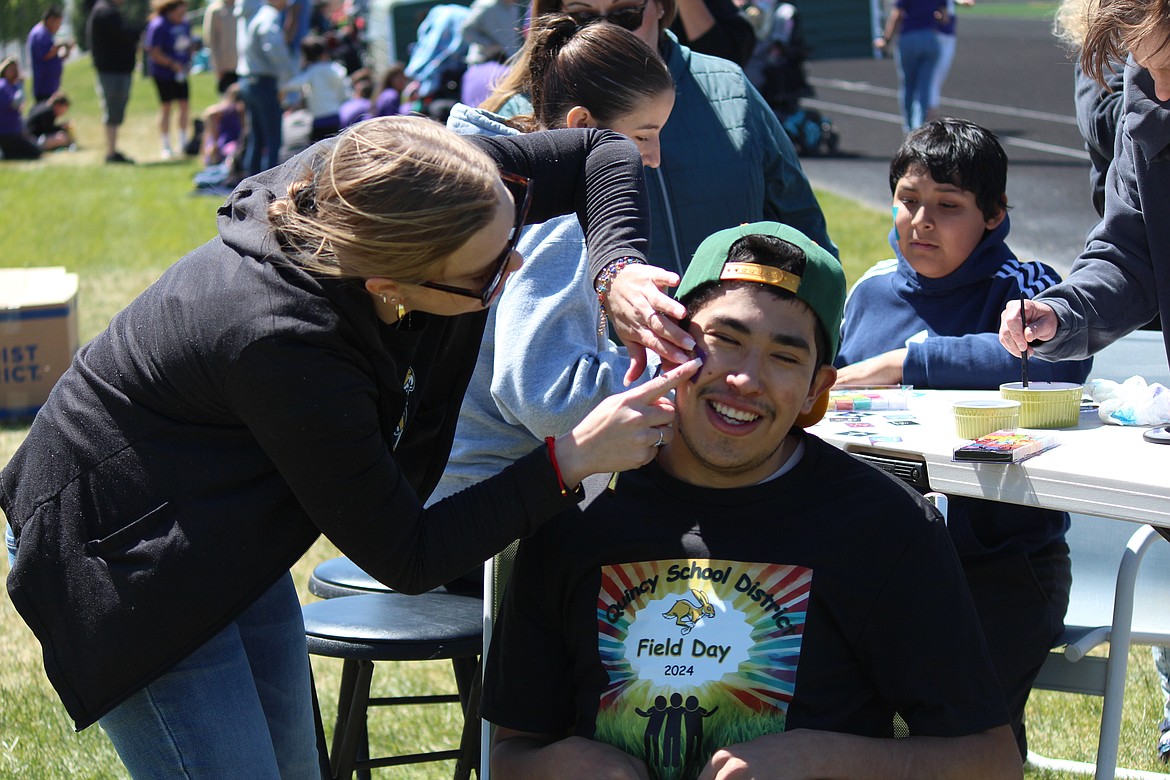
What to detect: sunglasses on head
<box><xmin>567</xmin><ymin>0</ymin><xmax>649</xmax><ymax>32</ymax></box>
<box><xmin>419</xmin><ymin>171</ymin><xmax>532</xmax><ymax>307</ymax></box>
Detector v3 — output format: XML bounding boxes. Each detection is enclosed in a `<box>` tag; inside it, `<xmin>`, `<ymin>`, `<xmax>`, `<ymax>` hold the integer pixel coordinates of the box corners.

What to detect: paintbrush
<box><xmin>1019</xmin><ymin>290</ymin><xmax>1030</xmax><ymax>388</ymax></box>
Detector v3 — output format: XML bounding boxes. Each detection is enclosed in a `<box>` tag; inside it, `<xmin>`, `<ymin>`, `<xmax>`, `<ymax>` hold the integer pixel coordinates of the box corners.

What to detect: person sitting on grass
<box><xmin>833</xmin><ymin>117</ymin><xmax>1092</xmax><ymax>761</ymax></box>
<box><xmin>482</xmin><ymin>221</ymin><xmax>1023</xmax><ymax>780</ymax></box>
<box><xmin>25</xmin><ymin>91</ymin><xmax>75</xmax><ymax>152</ymax></box>
<box><xmin>199</xmin><ymin>82</ymin><xmax>245</xmax><ymax>168</ymax></box>
<box><xmin>0</xmin><ymin>57</ymin><xmax>63</xmax><ymax>160</ymax></box>
<box><xmin>1</xmin><ymin>57</ymin><xmax>36</xmax><ymax>159</ymax></box>
<box><xmin>339</xmin><ymin>72</ymin><xmax>374</xmax><ymax>127</ymax></box>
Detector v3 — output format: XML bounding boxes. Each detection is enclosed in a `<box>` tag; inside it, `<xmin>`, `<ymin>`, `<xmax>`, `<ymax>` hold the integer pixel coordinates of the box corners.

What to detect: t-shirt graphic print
<box><xmin>594</xmin><ymin>558</ymin><xmax>811</xmax><ymax>780</ymax></box>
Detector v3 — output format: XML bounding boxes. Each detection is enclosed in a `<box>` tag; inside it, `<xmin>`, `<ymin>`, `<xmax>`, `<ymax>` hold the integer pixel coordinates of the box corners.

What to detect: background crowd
<box><xmin>3</xmin><ymin>0</ymin><xmax>422</xmax><ymax>168</ymax></box>
<box><xmin>1</xmin><ymin>0</ymin><xmax>981</xmax><ymax>171</ymax></box>
<box><xmin>2</xmin><ymin>0</ymin><xmax>876</xmax><ymax>168</ymax></box>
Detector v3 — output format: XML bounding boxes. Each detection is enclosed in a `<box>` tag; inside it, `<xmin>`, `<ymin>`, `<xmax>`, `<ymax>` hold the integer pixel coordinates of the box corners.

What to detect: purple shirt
<box><xmin>373</xmin><ymin>88</ymin><xmax>401</xmax><ymax>117</ymax></box>
<box><xmin>0</xmin><ymin>78</ymin><xmax>26</xmax><ymax>135</ymax></box>
<box><xmin>460</xmin><ymin>61</ymin><xmax>508</xmax><ymax>110</ymax></box>
<box><xmin>27</xmin><ymin>22</ymin><xmax>63</xmax><ymax>99</ymax></box>
<box><xmin>339</xmin><ymin>97</ymin><xmax>372</xmax><ymax>127</ymax></box>
<box><xmin>145</xmin><ymin>15</ymin><xmax>192</xmax><ymax>81</ymax></box>
<box><xmin>896</xmin><ymin>0</ymin><xmax>944</xmax><ymax>34</ymax></box>
<box><xmin>215</xmin><ymin>105</ymin><xmax>243</xmax><ymax>155</ymax></box>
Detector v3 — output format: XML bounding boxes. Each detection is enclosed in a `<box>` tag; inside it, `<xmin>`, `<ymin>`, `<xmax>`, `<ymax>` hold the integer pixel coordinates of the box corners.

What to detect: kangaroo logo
<box><xmin>661</xmin><ymin>589</ymin><xmax>715</xmax><ymax>635</ymax></box>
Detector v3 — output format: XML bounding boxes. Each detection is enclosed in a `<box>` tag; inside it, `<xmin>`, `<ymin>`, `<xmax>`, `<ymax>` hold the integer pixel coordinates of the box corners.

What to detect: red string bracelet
<box><xmin>545</xmin><ymin>436</ymin><xmax>569</xmax><ymax>496</ymax></box>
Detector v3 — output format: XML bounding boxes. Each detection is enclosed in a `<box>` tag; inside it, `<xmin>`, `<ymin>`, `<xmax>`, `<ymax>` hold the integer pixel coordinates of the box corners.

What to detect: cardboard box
<box><xmin>0</xmin><ymin>267</ymin><xmax>80</xmax><ymax>420</ymax></box>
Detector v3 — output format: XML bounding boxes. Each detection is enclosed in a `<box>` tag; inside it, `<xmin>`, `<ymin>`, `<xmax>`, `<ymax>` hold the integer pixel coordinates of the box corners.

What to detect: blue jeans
<box><xmin>98</xmin><ymin>572</ymin><xmax>320</xmax><ymax>778</ymax></box>
<box><xmin>895</xmin><ymin>28</ymin><xmax>941</xmax><ymax>132</ymax></box>
<box><xmin>240</xmin><ymin>75</ymin><xmax>283</xmax><ymax>175</ymax></box>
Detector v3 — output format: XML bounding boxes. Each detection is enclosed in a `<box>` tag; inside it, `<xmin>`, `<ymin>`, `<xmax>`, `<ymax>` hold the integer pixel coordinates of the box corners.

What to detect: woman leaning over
<box><xmin>999</xmin><ymin>3</ymin><xmax>1170</xmax><ymax>759</ymax></box>
<box><xmin>0</xmin><ymin>116</ymin><xmax>697</xmax><ymax>778</ymax></box>
<box><xmin>1001</xmin><ymin>0</ymin><xmax>1170</xmax><ymax>365</ymax></box>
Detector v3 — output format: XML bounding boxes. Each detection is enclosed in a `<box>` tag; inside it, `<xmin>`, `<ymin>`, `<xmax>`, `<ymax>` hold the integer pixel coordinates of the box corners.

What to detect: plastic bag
<box><xmin>1086</xmin><ymin>376</ymin><xmax>1170</xmax><ymax>425</ymax></box>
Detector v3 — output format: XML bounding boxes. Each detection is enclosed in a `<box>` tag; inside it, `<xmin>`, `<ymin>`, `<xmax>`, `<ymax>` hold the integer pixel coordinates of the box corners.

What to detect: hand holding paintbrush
<box><xmin>1001</xmin><ymin>295</ymin><xmax>1059</xmax><ymax>361</ymax></box>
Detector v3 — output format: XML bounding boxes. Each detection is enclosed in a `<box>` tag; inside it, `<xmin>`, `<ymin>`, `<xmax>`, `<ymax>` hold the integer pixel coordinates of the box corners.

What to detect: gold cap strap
<box><xmin>720</xmin><ymin>262</ymin><xmax>801</xmax><ymax>294</ymax></box>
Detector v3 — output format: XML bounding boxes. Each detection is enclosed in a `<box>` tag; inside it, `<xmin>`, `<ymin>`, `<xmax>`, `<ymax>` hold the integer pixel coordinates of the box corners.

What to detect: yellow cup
<box><xmin>952</xmin><ymin>399</ymin><xmax>1021</xmax><ymax>439</ymax></box>
<box><xmin>999</xmin><ymin>381</ymin><xmax>1084</xmax><ymax>428</ymax></box>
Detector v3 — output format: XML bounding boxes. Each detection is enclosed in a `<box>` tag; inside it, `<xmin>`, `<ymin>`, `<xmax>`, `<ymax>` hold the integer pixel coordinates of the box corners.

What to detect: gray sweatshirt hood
<box><xmin>446</xmin><ymin>102</ymin><xmax>521</xmax><ymax>139</ymax></box>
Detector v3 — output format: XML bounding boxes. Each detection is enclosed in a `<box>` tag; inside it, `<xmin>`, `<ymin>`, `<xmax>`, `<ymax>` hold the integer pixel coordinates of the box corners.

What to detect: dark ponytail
<box><xmin>516</xmin><ymin>14</ymin><xmax>672</xmax><ymax>132</ymax></box>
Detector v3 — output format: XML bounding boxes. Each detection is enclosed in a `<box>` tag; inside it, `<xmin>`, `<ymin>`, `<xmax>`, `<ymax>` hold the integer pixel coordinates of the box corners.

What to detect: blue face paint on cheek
<box><xmin>892</xmin><ymin>204</ymin><xmax>900</xmax><ymax>240</ymax></box>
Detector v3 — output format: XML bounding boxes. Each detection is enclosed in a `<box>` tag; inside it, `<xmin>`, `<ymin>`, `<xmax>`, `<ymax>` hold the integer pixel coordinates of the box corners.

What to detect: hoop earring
<box><xmin>379</xmin><ymin>293</ymin><xmax>388</xmax><ymax>305</ymax></box>
<box><xmin>394</xmin><ymin>301</ymin><xmax>407</xmax><ymax>321</ymax></box>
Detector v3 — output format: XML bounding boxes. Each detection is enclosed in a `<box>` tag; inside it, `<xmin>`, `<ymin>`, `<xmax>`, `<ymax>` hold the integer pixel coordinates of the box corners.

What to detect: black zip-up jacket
<box><xmin>1</xmin><ymin>127</ymin><xmax>648</xmax><ymax>729</ymax></box>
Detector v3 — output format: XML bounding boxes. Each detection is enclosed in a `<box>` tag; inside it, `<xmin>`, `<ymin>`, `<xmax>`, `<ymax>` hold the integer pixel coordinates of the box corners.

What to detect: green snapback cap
<box><xmin>676</xmin><ymin>221</ymin><xmax>845</xmax><ymax>361</ymax></box>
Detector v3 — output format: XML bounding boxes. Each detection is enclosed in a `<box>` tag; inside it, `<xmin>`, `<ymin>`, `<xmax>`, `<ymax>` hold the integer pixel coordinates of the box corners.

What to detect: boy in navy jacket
<box><xmin>835</xmin><ymin>118</ymin><xmax>1092</xmax><ymax>760</ymax></box>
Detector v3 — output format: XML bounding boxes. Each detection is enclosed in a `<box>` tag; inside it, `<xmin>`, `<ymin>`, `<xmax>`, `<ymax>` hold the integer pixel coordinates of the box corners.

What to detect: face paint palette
<box><xmin>827</xmin><ymin>386</ymin><xmax>912</xmax><ymax>411</ymax></box>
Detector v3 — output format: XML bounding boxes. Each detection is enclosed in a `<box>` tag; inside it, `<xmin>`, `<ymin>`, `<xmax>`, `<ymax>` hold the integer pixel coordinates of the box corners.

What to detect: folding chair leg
<box><xmin>333</xmin><ymin>659</ymin><xmax>375</xmax><ymax>780</ymax></box>
<box><xmin>1095</xmin><ymin>641</ymin><xmax>1129</xmax><ymax>780</ymax></box>
<box><xmin>356</xmin><ymin>717</ymin><xmax>372</xmax><ymax>780</ymax></box>
<box><xmin>1092</xmin><ymin>525</ymin><xmax>1157</xmax><ymax>780</ymax></box>
<box><xmin>452</xmin><ymin>656</ymin><xmax>478</xmax><ymax>711</ymax></box>
<box><xmin>310</xmin><ymin>666</ymin><xmax>332</xmax><ymax>780</ymax></box>
<box><xmin>330</xmin><ymin>659</ymin><xmax>359</xmax><ymax>771</ymax></box>
<box><xmin>453</xmin><ymin>661</ymin><xmax>483</xmax><ymax>780</ymax></box>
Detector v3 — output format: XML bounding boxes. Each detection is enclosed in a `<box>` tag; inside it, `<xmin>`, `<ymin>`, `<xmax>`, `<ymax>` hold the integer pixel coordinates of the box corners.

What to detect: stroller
<box><xmin>753</xmin><ymin>3</ymin><xmax>839</xmax><ymax>156</ymax></box>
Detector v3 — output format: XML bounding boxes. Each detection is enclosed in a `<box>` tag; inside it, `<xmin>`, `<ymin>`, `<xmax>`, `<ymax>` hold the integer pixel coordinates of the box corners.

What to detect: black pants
<box><xmin>962</xmin><ymin>540</ymin><xmax>1072</xmax><ymax>759</ymax></box>
<box><xmin>0</xmin><ymin>133</ymin><xmax>41</xmax><ymax>160</ymax></box>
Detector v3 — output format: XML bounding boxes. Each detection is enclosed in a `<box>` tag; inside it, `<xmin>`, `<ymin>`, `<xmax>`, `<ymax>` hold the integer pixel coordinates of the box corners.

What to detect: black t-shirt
<box><xmin>87</xmin><ymin>0</ymin><xmax>143</xmax><ymax>73</ymax></box>
<box><xmin>25</xmin><ymin>102</ymin><xmax>59</xmax><ymax>137</ymax></box>
<box><xmin>668</xmin><ymin>0</ymin><xmax>756</xmax><ymax>65</ymax></box>
<box><xmin>483</xmin><ymin>434</ymin><xmax>1009</xmax><ymax>779</ymax></box>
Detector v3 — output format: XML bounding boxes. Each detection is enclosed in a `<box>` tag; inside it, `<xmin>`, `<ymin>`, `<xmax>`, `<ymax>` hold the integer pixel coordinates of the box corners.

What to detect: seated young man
<box><xmin>834</xmin><ymin>119</ymin><xmax>1092</xmax><ymax>759</ymax></box>
<box><xmin>481</xmin><ymin>222</ymin><xmax>1023</xmax><ymax>780</ymax></box>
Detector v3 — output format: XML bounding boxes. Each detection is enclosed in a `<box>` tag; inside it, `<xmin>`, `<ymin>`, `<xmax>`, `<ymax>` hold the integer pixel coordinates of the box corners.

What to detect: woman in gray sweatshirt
<box><xmin>431</xmin><ymin>17</ymin><xmax>677</xmax><ymax>516</ymax></box>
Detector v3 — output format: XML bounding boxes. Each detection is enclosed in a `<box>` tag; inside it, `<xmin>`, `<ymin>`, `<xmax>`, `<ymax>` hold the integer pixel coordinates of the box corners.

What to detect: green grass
<box><xmin>2</xmin><ymin>57</ymin><xmax>1167</xmax><ymax>780</ymax></box>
